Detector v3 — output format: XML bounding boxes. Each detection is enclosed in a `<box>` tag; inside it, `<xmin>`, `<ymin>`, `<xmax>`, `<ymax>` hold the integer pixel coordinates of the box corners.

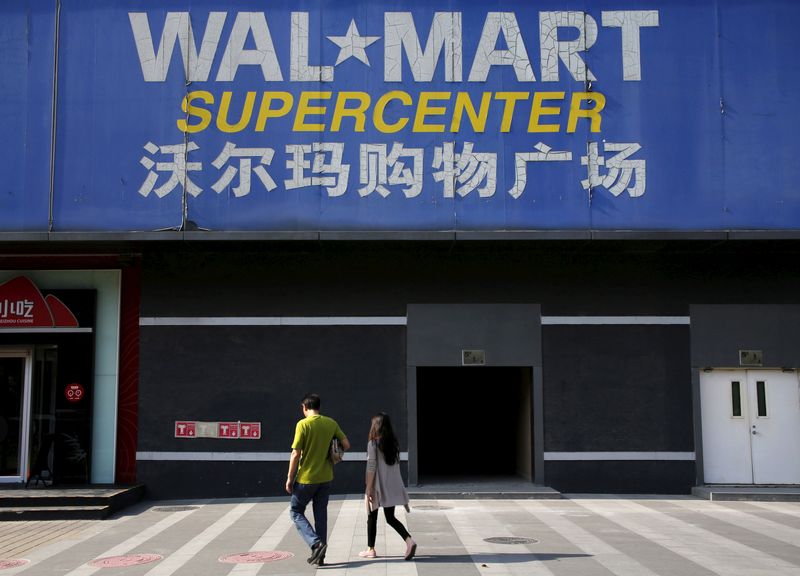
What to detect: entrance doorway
<box><xmin>416</xmin><ymin>366</ymin><xmax>532</xmax><ymax>480</ymax></box>
<box><xmin>0</xmin><ymin>350</ymin><xmax>32</xmax><ymax>483</ymax></box>
<box><xmin>701</xmin><ymin>369</ymin><xmax>800</xmax><ymax>484</ymax></box>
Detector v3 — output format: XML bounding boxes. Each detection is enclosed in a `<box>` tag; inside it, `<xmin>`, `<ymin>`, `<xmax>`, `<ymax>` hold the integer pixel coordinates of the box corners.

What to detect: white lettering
<box><xmin>129</xmin><ymin>12</ymin><xmax>226</xmax><ymax>82</ymax></box>
<box><xmin>468</xmin><ymin>13</ymin><xmax>536</xmax><ymax>82</ymax></box>
<box><xmin>601</xmin><ymin>11</ymin><xmax>660</xmax><ymax>81</ymax></box>
<box><xmin>384</xmin><ymin>12</ymin><xmax>462</xmax><ymax>82</ymax></box>
<box><xmin>216</xmin><ymin>13</ymin><xmax>283</xmax><ymax>81</ymax></box>
<box><xmin>291</xmin><ymin>12</ymin><xmax>334</xmax><ymax>81</ymax></box>
<box><xmin>539</xmin><ymin>11</ymin><xmax>597</xmax><ymax>82</ymax></box>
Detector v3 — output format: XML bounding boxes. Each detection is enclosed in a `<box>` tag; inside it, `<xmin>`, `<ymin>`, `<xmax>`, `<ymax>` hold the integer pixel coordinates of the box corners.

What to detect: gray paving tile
<box><xmin>4</xmin><ymin>496</ymin><xmax>800</xmax><ymax>576</ymax></box>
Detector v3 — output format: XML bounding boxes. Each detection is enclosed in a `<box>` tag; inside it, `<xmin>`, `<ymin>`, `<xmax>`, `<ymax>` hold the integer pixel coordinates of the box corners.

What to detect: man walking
<box><xmin>286</xmin><ymin>393</ymin><xmax>350</xmax><ymax>566</ymax></box>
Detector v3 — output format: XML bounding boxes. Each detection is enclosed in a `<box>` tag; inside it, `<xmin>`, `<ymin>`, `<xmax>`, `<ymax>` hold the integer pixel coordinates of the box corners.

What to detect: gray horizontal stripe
<box><xmin>545</xmin><ymin>451</ymin><xmax>695</xmax><ymax>461</ymax></box>
<box><xmin>542</xmin><ymin>316</ymin><xmax>690</xmax><ymax>325</ymax></box>
<box><xmin>141</xmin><ymin>316</ymin><xmax>689</xmax><ymax>327</ymax></box>
<box><xmin>137</xmin><ymin>451</ymin><xmax>409</xmax><ymax>462</ymax></box>
<box><xmin>140</xmin><ymin>317</ymin><xmax>407</xmax><ymax>326</ymax></box>
<box><xmin>0</xmin><ymin>327</ymin><xmax>93</xmax><ymax>333</ymax></box>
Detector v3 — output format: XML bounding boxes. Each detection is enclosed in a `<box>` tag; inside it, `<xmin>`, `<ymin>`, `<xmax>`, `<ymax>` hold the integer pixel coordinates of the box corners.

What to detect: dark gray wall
<box><xmin>691</xmin><ymin>305</ymin><xmax>800</xmax><ymax>369</ymax></box>
<box><xmin>138</xmin><ymin>325</ymin><xmax>405</xmax><ymax>498</ymax></box>
<box><xmin>136</xmin><ymin>243</ymin><xmax>800</xmax><ymax>497</ymax></box>
<box><xmin>542</xmin><ymin>325</ymin><xmax>694</xmax><ymax>493</ymax></box>
<box><xmin>140</xmin><ymin>242</ymin><xmax>800</xmax><ymax>317</ymax></box>
<box><xmin>543</xmin><ymin>326</ymin><xmax>693</xmax><ymax>452</ymax></box>
<box><xmin>407</xmin><ymin>304</ymin><xmax>541</xmax><ymax>367</ymax></box>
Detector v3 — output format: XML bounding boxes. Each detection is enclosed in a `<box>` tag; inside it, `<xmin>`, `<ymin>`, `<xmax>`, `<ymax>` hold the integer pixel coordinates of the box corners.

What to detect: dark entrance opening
<box><xmin>416</xmin><ymin>366</ymin><xmax>532</xmax><ymax>480</ymax></box>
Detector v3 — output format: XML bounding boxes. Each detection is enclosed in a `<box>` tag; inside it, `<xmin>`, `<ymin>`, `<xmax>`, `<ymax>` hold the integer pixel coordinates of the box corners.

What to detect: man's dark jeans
<box><xmin>290</xmin><ymin>481</ymin><xmax>331</xmax><ymax>548</ymax></box>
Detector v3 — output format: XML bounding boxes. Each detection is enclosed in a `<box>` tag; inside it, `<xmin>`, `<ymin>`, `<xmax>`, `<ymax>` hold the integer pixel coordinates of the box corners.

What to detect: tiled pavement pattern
<box><xmin>3</xmin><ymin>495</ymin><xmax>800</xmax><ymax>575</ymax></box>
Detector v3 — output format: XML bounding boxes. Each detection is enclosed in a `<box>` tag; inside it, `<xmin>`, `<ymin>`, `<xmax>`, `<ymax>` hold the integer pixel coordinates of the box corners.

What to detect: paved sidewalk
<box><xmin>3</xmin><ymin>495</ymin><xmax>800</xmax><ymax>575</ymax></box>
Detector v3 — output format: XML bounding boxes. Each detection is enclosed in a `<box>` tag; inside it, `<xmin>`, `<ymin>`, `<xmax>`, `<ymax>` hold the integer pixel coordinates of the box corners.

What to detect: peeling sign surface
<box><xmin>1</xmin><ymin>0</ymin><xmax>799</xmax><ymax>232</ymax></box>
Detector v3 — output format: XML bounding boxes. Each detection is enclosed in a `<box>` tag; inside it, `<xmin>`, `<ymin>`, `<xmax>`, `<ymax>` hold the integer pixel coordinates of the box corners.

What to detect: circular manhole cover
<box><xmin>484</xmin><ymin>537</ymin><xmax>538</xmax><ymax>545</ymax></box>
<box><xmin>219</xmin><ymin>551</ymin><xmax>294</xmax><ymax>564</ymax></box>
<box><xmin>152</xmin><ymin>506</ymin><xmax>200</xmax><ymax>512</ymax></box>
<box><xmin>413</xmin><ymin>505</ymin><xmax>453</xmax><ymax>511</ymax></box>
<box><xmin>0</xmin><ymin>559</ymin><xmax>30</xmax><ymax>570</ymax></box>
<box><xmin>89</xmin><ymin>554</ymin><xmax>163</xmax><ymax>568</ymax></box>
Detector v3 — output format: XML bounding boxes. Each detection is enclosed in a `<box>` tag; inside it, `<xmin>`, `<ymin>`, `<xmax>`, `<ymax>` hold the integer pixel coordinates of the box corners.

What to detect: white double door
<box><xmin>701</xmin><ymin>370</ymin><xmax>800</xmax><ymax>484</ymax></box>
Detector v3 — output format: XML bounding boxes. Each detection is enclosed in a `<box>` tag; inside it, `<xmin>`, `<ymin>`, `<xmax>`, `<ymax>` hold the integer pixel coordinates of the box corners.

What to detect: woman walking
<box><xmin>359</xmin><ymin>413</ymin><xmax>417</xmax><ymax>561</ymax></box>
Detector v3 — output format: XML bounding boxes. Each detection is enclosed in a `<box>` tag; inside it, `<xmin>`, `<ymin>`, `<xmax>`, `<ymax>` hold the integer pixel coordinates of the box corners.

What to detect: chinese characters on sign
<box><xmin>139</xmin><ymin>140</ymin><xmax>646</xmax><ymax>200</ymax></box>
<box><xmin>0</xmin><ymin>299</ymin><xmax>34</xmax><ymax>321</ymax></box>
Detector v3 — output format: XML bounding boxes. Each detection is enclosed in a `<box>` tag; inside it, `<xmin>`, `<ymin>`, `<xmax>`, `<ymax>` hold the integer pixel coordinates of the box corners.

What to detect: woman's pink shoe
<box><xmin>358</xmin><ymin>549</ymin><xmax>377</xmax><ymax>558</ymax></box>
<box><xmin>404</xmin><ymin>539</ymin><xmax>417</xmax><ymax>561</ymax></box>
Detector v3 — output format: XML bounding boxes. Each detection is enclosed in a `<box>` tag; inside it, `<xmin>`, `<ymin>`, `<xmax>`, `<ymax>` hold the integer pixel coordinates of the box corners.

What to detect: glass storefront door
<box><xmin>0</xmin><ymin>350</ymin><xmax>32</xmax><ymax>483</ymax></box>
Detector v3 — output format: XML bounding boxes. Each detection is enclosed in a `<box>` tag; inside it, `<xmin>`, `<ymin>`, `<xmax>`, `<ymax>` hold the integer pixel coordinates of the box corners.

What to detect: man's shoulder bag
<box><xmin>329</xmin><ymin>437</ymin><xmax>344</xmax><ymax>465</ymax></box>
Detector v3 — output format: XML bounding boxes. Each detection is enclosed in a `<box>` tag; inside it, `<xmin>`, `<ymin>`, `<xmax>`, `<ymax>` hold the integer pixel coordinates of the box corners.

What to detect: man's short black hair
<box><xmin>302</xmin><ymin>393</ymin><xmax>321</xmax><ymax>410</ymax></box>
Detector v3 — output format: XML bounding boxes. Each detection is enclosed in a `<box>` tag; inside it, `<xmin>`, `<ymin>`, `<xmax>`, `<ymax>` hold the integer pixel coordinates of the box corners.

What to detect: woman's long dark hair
<box><xmin>368</xmin><ymin>412</ymin><xmax>400</xmax><ymax>466</ymax></box>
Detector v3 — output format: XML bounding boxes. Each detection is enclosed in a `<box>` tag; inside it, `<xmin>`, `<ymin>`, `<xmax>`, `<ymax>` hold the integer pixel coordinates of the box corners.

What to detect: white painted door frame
<box><xmin>0</xmin><ymin>348</ymin><xmax>33</xmax><ymax>484</ymax></box>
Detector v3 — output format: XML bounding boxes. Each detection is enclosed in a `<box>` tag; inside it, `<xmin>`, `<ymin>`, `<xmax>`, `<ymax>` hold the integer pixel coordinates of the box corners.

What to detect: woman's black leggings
<box><xmin>367</xmin><ymin>506</ymin><xmax>411</xmax><ymax>548</ymax></box>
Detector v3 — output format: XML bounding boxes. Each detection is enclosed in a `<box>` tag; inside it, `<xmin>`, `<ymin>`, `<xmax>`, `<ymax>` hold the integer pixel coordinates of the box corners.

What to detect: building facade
<box><xmin>1</xmin><ymin>0</ymin><xmax>799</xmax><ymax>498</ymax></box>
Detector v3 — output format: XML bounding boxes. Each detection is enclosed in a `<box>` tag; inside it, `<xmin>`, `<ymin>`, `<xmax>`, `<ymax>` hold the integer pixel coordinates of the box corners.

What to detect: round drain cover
<box><xmin>484</xmin><ymin>537</ymin><xmax>538</xmax><ymax>545</ymax></box>
<box><xmin>152</xmin><ymin>506</ymin><xmax>200</xmax><ymax>512</ymax></box>
<box><xmin>0</xmin><ymin>559</ymin><xmax>30</xmax><ymax>570</ymax></box>
<box><xmin>219</xmin><ymin>551</ymin><xmax>294</xmax><ymax>564</ymax></box>
<box><xmin>413</xmin><ymin>505</ymin><xmax>453</xmax><ymax>511</ymax></box>
<box><xmin>89</xmin><ymin>554</ymin><xmax>163</xmax><ymax>568</ymax></box>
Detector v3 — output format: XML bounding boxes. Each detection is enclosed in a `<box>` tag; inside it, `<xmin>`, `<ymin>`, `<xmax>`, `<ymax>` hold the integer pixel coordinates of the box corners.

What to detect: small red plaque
<box><xmin>65</xmin><ymin>383</ymin><xmax>84</xmax><ymax>403</ymax></box>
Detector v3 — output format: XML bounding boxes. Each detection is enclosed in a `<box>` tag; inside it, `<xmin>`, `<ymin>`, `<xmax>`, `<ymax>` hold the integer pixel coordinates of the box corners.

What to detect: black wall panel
<box><xmin>136</xmin><ymin>243</ymin><xmax>800</xmax><ymax>496</ymax></box>
<box><xmin>542</xmin><ymin>325</ymin><xmax>693</xmax><ymax>452</ymax></box>
<box><xmin>139</xmin><ymin>325</ymin><xmax>406</xmax><ymax>453</ymax></box>
<box><xmin>545</xmin><ymin>461</ymin><xmax>695</xmax><ymax>494</ymax></box>
<box><xmin>138</xmin><ymin>460</ymin><xmax>408</xmax><ymax>500</ymax></box>
<box><xmin>138</xmin><ymin>325</ymin><xmax>405</xmax><ymax>496</ymax></box>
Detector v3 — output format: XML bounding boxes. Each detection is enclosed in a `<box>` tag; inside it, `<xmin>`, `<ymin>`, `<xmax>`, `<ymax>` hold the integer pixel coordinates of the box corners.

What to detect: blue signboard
<box><xmin>1</xmin><ymin>0</ymin><xmax>800</xmax><ymax>232</ymax></box>
<box><xmin>0</xmin><ymin>0</ymin><xmax>54</xmax><ymax>231</ymax></box>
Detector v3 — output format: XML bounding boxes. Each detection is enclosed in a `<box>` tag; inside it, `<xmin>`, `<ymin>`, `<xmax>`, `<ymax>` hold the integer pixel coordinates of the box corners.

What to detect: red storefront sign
<box><xmin>174</xmin><ymin>421</ymin><xmax>196</xmax><ymax>438</ymax></box>
<box><xmin>239</xmin><ymin>422</ymin><xmax>261</xmax><ymax>439</ymax></box>
<box><xmin>65</xmin><ymin>383</ymin><xmax>85</xmax><ymax>402</ymax></box>
<box><xmin>0</xmin><ymin>276</ymin><xmax>79</xmax><ymax>328</ymax></box>
<box><xmin>218</xmin><ymin>422</ymin><xmax>239</xmax><ymax>438</ymax></box>
<box><xmin>174</xmin><ymin>421</ymin><xmax>261</xmax><ymax>439</ymax></box>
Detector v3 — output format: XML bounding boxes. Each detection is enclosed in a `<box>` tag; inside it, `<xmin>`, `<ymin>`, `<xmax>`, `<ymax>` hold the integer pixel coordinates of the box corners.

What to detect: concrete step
<box><xmin>0</xmin><ymin>505</ymin><xmax>112</xmax><ymax>521</ymax></box>
<box><xmin>409</xmin><ymin>477</ymin><xmax>561</xmax><ymax>500</ymax></box>
<box><xmin>410</xmin><ymin>490</ymin><xmax>561</xmax><ymax>499</ymax></box>
<box><xmin>0</xmin><ymin>484</ymin><xmax>145</xmax><ymax>520</ymax></box>
<box><xmin>693</xmin><ymin>485</ymin><xmax>800</xmax><ymax>502</ymax></box>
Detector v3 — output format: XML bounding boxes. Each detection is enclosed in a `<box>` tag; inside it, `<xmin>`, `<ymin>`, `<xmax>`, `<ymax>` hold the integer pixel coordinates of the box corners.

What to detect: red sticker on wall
<box><xmin>65</xmin><ymin>383</ymin><xmax>84</xmax><ymax>403</ymax></box>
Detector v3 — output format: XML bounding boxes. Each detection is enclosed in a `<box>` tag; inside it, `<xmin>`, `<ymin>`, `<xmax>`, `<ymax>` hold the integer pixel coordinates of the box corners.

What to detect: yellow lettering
<box><xmin>293</xmin><ymin>92</ymin><xmax>332</xmax><ymax>132</ymax></box>
<box><xmin>216</xmin><ymin>91</ymin><xmax>256</xmax><ymax>133</ymax></box>
<box><xmin>255</xmin><ymin>92</ymin><xmax>294</xmax><ymax>131</ymax></box>
<box><xmin>373</xmin><ymin>91</ymin><xmax>412</xmax><ymax>133</ymax></box>
<box><xmin>177</xmin><ymin>91</ymin><xmax>214</xmax><ymax>133</ymax></box>
<box><xmin>331</xmin><ymin>92</ymin><xmax>371</xmax><ymax>132</ymax></box>
<box><xmin>450</xmin><ymin>92</ymin><xmax>491</xmax><ymax>133</ymax></box>
<box><xmin>413</xmin><ymin>92</ymin><xmax>451</xmax><ymax>133</ymax></box>
<box><xmin>567</xmin><ymin>92</ymin><xmax>605</xmax><ymax>133</ymax></box>
<box><xmin>528</xmin><ymin>92</ymin><xmax>564</xmax><ymax>133</ymax></box>
<box><xmin>494</xmin><ymin>92</ymin><xmax>529</xmax><ymax>132</ymax></box>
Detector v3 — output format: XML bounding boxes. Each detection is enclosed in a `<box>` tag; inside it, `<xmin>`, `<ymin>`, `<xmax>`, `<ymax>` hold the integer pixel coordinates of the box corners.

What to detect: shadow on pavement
<box><xmin>321</xmin><ymin>552</ymin><xmax>590</xmax><ymax>567</ymax></box>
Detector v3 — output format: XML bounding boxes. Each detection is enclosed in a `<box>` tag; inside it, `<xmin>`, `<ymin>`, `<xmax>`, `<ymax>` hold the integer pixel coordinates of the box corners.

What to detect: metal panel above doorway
<box><xmin>407</xmin><ymin>304</ymin><xmax>541</xmax><ymax>367</ymax></box>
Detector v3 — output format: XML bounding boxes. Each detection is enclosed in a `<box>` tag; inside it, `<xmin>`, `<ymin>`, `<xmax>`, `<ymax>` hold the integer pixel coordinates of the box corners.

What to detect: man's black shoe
<box><xmin>307</xmin><ymin>542</ymin><xmax>327</xmax><ymax>565</ymax></box>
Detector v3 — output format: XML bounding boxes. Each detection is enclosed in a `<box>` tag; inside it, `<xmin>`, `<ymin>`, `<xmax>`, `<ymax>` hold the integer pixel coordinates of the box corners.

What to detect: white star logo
<box><xmin>327</xmin><ymin>20</ymin><xmax>380</xmax><ymax>66</ymax></box>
